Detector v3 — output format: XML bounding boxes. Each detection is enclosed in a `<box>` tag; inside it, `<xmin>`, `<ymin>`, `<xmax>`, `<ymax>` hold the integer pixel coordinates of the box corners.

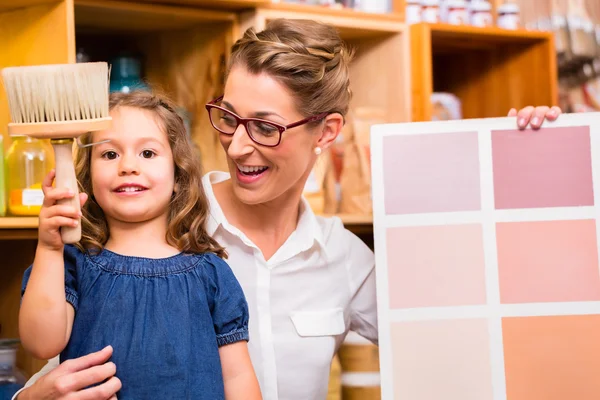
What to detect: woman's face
<box><xmin>218</xmin><ymin>65</ymin><xmax>339</xmax><ymax>206</ymax></box>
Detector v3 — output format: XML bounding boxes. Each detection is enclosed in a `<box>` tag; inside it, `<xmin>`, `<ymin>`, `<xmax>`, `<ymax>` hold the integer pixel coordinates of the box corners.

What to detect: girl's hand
<box><xmin>38</xmin><ymin>169</ymin><xmax>88</xmax><ymax>251</ymax></box>
<box><xmin>508</xmin><ymin>106</ymin><xmax>562</xmax><ymax>130</ymax></box>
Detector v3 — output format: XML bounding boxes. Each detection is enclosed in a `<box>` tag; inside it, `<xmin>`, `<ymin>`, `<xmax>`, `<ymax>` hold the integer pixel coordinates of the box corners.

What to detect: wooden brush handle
<box><xmin>51</xmin><ymin>139</ymin><xmax>81</xmax><ymax>244</ymax></box>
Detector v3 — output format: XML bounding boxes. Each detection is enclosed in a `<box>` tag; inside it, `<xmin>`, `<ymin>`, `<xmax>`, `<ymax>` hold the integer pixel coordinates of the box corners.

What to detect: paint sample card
<box><xmin>370</xmin><ymin>113</ymin><xmax>600</xmax><ymax>400</ymax></box>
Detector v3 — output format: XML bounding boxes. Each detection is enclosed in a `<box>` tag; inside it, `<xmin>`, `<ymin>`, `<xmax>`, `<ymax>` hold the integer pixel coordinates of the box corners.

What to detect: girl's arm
<box><xmin>19</xmin><ymin>170</ymin><xmax>85</xmax><ymax>360</ymax></box>
<box><xmin>20</xmin><ymin>246</ymin><xmax>75</xmax><ymax>360</ymax></box>
<box><xmin>219</xmin><ymin>341</ymin><xmax>262</xmax><ymax>400</ymax></box>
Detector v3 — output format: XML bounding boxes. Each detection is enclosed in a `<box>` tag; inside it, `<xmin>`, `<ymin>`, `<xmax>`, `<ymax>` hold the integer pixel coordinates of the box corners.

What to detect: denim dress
<box><xmin>21</xmin><ymin>245</ymin><xmax>250</xmax><ymax>399</ymax></box>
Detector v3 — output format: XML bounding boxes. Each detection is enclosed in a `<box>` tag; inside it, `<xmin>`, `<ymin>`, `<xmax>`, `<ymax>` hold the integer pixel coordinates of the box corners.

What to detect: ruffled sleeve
<box><xmin>21</xmin><ymin>244</ymin><xmax>84</xmax><ymax>311</ymax></box>
<box><xmin>202</xmin><ymin>253</ymin><xmax>250</xmax><ymax>347</ymax></box>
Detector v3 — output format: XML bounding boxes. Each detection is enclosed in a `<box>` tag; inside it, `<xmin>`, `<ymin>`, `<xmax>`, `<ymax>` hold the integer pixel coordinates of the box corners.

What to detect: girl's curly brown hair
<box><xmin>74</xmin><ymin>91</ymin><xmax>226</xmax><ymax>258</ymax></box>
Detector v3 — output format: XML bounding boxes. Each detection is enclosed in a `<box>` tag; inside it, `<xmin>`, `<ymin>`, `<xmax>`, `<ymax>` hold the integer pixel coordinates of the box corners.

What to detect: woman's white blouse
<box><xmin>14</xmin><ymin>171</ymin><xmax>378</xmax><ymax>400</ymax></box>
<box><xmin>203</xmin><ymin>171</ymin><xmax>378</xmax><ymax>400</ymax></box>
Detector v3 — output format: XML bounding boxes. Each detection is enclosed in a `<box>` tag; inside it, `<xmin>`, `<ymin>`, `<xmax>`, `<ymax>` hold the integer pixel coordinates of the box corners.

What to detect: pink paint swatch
<box><xmin>492</xmin><ymin>126</ymin><xmax>594</xmax><ymax>209</ymax></box>
<box><xmin>391</xmin><ymin>319</ymin><xmax>494</xmax><ymax>400</ymax></box>
<box><xmin>497</xmin><ymin>219</ymin><xmax>600</xmax><ymax>304</ymax></box>
<box><xmin>382</xmin><ymin>132</ymin><xmax>481</xmax><ymax>215</ymax></box>
<box><xmin>387</xmin><ymin>224</ymin><xmax>487</xmax><ymax>308</ymax></box>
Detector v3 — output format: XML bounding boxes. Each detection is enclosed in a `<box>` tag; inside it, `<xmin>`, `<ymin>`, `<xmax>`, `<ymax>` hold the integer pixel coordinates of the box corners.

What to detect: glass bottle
<box><xmin>5</xmin><ymin>136</ymin><xmax>54</xmax><ymax>216</ymax></box>
<box><xmin>0</xmin><ymin>339</ymin><xmax>26</xmax><ymax>399</ymax></box>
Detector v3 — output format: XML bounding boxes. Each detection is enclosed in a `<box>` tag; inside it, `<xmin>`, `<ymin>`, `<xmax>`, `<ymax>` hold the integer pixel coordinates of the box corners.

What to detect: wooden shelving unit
<box><xmin>410</xmin><ymin>22</ymin><xmax>558</xmax><ymax>121</ymax></box>
<box><xmin>0</xmin><ymin>0</ymin><xmax>560</xmax><ymax>381</ymax></box>
<box><xmin>0</xmin><ymin>0</ymin><xmax>403</xmax><ymax>377</ymax></box>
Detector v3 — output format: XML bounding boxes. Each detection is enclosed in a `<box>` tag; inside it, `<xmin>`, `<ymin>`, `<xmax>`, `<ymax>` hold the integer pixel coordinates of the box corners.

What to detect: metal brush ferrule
<box><xmin>75</xmin><ymin>133</ymin><xmax>110</xmax><ymax>148</ymax></box>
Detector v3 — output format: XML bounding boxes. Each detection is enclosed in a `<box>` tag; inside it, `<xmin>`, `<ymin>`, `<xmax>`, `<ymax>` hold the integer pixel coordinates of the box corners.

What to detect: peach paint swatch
<box><xmin>503</xmin><ymin>315</ymin><xmax>600</xmax><ymax>400</ymax></box>
<box><xmin>492</xmin><ymin>126</ymin><xmax>594</xmax><ymax>209</ymax></box>
<box><xmin>496</xmin><ymin>219</ymin><xmax>600</xmax><ymax>303</ymax></box>
<box><xmin>391</xmin><ymin>319</ymin><xmax>493</xmax><ymax>400</ymax></box>
<box><xmin>387</xmin><ymin>224</ymin><xmax>487</xmax><ymax>308</ymax></box>
<box><xmin>382</xmin><ymin>132</ymin><xmax>481</xmax><ymax>215</ymax></box>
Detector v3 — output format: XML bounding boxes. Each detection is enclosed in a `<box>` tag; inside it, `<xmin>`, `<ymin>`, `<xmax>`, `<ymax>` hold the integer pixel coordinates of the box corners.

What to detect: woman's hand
<box><xmin>38</xmin><ymin>170</ymin><xmax>88</xmax><ymax>251</ymax></box>
<box><xmin>508</xmin><ymin>106</ymin><xmax>562</xmax><ymax>130</ymax></box>
<box><xmin>17</xmin><ymin>346</ymin><xmax>121</xmax><ymax>400</ymax></box>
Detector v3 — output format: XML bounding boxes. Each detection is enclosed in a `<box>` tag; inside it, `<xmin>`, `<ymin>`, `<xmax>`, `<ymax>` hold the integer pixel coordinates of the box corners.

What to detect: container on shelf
<box><xmin>0</xmin><ymin>136</ymin><xmax>6</xmax><ymax>217</ymax></box>
<box><xmin>5</xmin><ymin>136</ymin><xmax>54</xmax><ymax>216</ymax></box>
<box><xmin>469</xmin><ymin>0</ymin><xmax>493</xmax><ymax>27</ymax></box>
<box><xmin>445</xmin><ymin>0</ymin><xmax>468</xmax><ymax>25</ymax></box>
<box><xmin>0</xmin><ymin>339</ymin><xmax>25</xmax><ymax>399</ymax></box>
<box><xmin>339</xmin><ymin>331</ymin><xmax>380</xmax><ymax>399</ymax></box>
<box><xmin>109</xmin><ymin>55</ymin><xmax>150</xmax><ymax>93</ymax></box>
<box><xmin>406</xmin><ymin>0</ymin><xmax>422</xmax><ymax>24</ymax></box>
<box><xmin>497</xmin><ymin>2</ymin><xmax>520</xmax><ymax>30</ymax></box>
<box><xmin>421</xmin><ymin>0</ymin><xmax>440</xmax><ymax>23</ymax></box>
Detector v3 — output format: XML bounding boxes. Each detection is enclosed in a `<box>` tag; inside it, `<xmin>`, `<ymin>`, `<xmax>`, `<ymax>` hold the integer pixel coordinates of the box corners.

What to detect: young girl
<box><xmin>18</xmin><ymin>91</ymin><xmax>262</xmax><ymax>400</ymax></box>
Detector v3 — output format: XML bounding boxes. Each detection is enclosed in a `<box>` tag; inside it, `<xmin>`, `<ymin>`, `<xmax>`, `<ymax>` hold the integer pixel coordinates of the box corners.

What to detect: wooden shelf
<box><xmin>132</xmin><ymin>0</ymin><xmax>271</xmax><ymax>9</ymax></box>
<box><xmin>131</xmin><ymin>0</ymin><xmax>403</xmax><ymax>18</ymax></box>
<box><xmin>0</xmin><ymin>0</ymin><xmax>58</xmax><ymax>12</ymax></box>
<box><xmin>410</xmin><ymin>22</ymin><xmax>557</xmax><ymax>122</ymax></box>
<box><xmin>0</xmin><ymin>217</ymin><xmax>38</xmax><ymax>229</ymax></box>
<box><xmin>74</xmin><ymin>0</ymin><xmax>236</xmax><ymax>32</ymax></box>
<box><xmin>240</xmin><ymin>5</ymin><xmax>404</xmax><ymax>40</ymax></box>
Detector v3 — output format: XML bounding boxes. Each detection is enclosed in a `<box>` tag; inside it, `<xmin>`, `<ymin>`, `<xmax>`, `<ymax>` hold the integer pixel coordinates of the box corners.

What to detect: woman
<box><xmin>13</xmin><ymin>18</ymin><xmax>560</xmax><ymax>400</ymax></box>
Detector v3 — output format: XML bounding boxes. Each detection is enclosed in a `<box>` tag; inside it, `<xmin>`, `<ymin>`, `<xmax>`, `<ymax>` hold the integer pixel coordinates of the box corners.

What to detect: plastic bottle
<box><xmin>5</xmin><ymin>136</ymin><xmax>54</xmax><ymax>216</ymax></box>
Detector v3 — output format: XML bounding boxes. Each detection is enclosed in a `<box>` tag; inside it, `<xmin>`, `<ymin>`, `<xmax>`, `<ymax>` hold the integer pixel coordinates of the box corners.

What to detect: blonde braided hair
<box><xmin>227</xmin><ymin>18</ymin><xmax>354</xmax><ymax>119</ymax></box>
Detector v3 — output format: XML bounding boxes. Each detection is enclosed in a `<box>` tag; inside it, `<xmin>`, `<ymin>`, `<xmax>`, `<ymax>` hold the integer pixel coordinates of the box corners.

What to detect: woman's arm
<box><xmin>219</xmin><ymin>341</ymin><xmax>262</xmax><ymax>400</ymax></box>
<box><xmin>19</xmin><ymin>170</ymin><xmax>83</xmax><ymax>359</ymax></box>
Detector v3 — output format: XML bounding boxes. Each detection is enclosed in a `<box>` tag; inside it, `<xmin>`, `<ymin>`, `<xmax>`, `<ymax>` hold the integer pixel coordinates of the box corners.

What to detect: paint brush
<box><xmin>1</xmin><ymin>62</ymin><xmax>111</xmax><ymax>244</ymax></box>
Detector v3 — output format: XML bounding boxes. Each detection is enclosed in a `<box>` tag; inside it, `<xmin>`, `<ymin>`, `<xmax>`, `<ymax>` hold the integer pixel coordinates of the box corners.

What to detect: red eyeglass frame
<box><xmin>205</xmin><ymin>95</ymin><xmax>329</xmax><ymax>147</ymax></box>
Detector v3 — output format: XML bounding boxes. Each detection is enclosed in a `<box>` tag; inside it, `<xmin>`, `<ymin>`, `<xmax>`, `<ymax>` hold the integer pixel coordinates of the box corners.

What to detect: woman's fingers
<box><xmin>64</xmin><ymin>376</ymin><xmax>122</xmax><ymax>400</ymax></box>
<box><xmin>516</xmin><ymin>105</ymin><xmax>535</xmax><ymax>129</ymax></box>
<box><xmin>59</xmin><ymin>362</ymin><xmax>117</xmax><ymax>394</ymax></box>
<box><xmin>547</xmin><ymin>106</ymin><xmax>562</xmax><ymax>120</ymax></box>
<box><xmin>61</xmin><ymin>346</ymin><xmax>114</xmax><ymax>374</ymax></box>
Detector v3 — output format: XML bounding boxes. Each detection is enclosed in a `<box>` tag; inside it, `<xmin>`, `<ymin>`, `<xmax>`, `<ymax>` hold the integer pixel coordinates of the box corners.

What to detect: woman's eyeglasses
<box><xmin>205</xmin><ymin>95</ymin><xmax>329</xmax><ymax>147</ymax></box>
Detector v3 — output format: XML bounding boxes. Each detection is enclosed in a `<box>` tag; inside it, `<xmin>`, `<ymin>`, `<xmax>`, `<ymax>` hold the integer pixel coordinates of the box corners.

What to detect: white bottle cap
<box><xmin>446</xmin><ymin>0</ymin><xmax>466</xmax><ymax>8</ymax></box>
<box><xmin>470</xmin><ymin>1</ymin><xmax>491</xmax><ymax>11</ymax></box>
<box><xmin>497</xmin><ymin>3</ymin><xmax>519</xmax><ymax>14</ymax></box>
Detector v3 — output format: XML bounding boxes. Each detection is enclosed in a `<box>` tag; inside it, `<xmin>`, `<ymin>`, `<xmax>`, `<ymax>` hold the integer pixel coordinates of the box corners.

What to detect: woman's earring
<box><xmin>314</xmin><ymin>146</ymin><xmax>322</xmax><ymax>155</ymax></box>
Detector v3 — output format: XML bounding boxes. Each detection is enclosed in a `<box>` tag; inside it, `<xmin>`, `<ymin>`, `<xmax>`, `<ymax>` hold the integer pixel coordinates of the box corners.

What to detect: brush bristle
<box><xmin>1</xmin><ymin>62</ymin><xmax>109</xmax><ymax>124</ymax></box>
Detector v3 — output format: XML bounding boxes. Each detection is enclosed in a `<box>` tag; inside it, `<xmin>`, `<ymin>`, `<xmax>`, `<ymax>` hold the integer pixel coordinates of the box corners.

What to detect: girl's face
<box><xmin>219</xmin><ymin>65</ymin><xmax>338</xmax><ymax>206</ymax></box>
<box><xmin>90</xmin><ymin>107</ymin><xmax>176</xmax><ymax>225</ymax></box>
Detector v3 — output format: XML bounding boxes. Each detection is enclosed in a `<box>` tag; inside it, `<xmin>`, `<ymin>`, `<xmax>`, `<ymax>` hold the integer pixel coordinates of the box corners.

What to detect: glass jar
<box><xmin>497</xmin><ymin>2</ymin><xmax>520</xmax><ymax>30</ymax></box>
<box><xmin>406</xmin><ymin>0</ymin><xmax>422</xmax><ymax>25</ymax></box>
<box><xmin>470</xmin><ymin>0</ymin><xmax>493</xmax><ymax>27</ymax></box>
<box><xmin>5</xmin><ymin>136</ymin><xmax>54</xmax><ymax>216</ymax></box>
<box><xmin>0</xmin><ymin>339</ymin><xmax>26</xmax><ymax>399</ymax></box>
<box><xmin>446</xmin><ymin>0</ymin><xmax>468</xmax><ymax>25</ymax></box>
<box><xmin>421</xmin><ymin>0</ymin><xmax>440</xmax><ymax>23</ymax></box>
